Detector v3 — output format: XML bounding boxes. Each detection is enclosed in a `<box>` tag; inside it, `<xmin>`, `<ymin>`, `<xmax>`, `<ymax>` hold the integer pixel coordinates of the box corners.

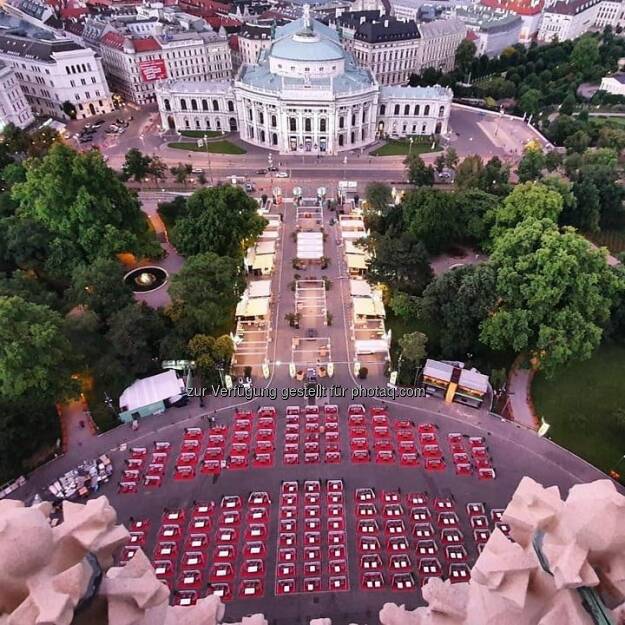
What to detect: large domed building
<box><xmin>156</xmin><ymin>6</ymin><xmax>452</xmax><ymax>155</ymax></box>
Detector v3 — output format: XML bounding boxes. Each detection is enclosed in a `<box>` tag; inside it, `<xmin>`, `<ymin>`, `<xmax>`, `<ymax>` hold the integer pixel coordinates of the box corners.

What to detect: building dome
<box><xmin>270</xmin><ymin>31</ymin><xmax>345</xmax><ymax>63</ymax></box>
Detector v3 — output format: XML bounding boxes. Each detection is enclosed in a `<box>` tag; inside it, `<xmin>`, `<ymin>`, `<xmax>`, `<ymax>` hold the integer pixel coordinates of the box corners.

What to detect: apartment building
<box><xmin>0</xmin><ymin>60</ymin><xmax>33</xmax><ymax>127</ymax></box>
<box><xmin>537</xmin><ymin>0</ymin><xmax>602</xmax><ymax>41</ymax></box>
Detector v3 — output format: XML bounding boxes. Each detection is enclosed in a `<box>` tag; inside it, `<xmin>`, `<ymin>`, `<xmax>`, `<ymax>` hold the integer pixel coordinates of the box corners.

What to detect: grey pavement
<box><xmin>507</xmin><ymin>366</ymin><xmax>538</xmax><ymax>430</ymax></box>
<box><xmin>430</xmin><ymin>247</ymin><xmax>488</xmax><ymax>277</ymax></box>
<box><xmin>8</xmin><ymin>178</ymin><xmax>617</xmax><ymax>623</ymax></box>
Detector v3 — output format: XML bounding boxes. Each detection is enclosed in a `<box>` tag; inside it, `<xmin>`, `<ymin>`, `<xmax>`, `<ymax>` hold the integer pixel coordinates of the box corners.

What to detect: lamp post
<box><xmin>408</xmin><ymin>136</ymin><xmax>414</xmax><ymax>155</ymax></box>
<box><xmin>197</xmin><ymin>134</ymin><xmax>214</xmax><ymax>185</ymax></box>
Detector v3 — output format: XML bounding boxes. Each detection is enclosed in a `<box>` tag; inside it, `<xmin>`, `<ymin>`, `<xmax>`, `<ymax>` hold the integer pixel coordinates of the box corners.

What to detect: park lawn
<box><xmin>179</xmin><ymin>130</ymin><xmax>223</xmax><ymax>138</ymax></box>
<box><xmin>372</xmin><ymin>139</ymin><xmax>438</xmax><ymax>157</ymax></box>
<box><xmin>532</xmin><ymin>343</ymin><xmax>625</xmax><ymax>475</ymax></box>
<box><xmin>168</xmin><ymin>140</ymin><xmax>246</xmax><ymax>154</ymax></box>
<box><xmin>585</xmin><ymin>229</ymin><xmax>625</xmax><ymax>255</ymax></box>
<box><xmin>593</xmin><ymin>115</ymin><xmax>625</xmax><ymax>129</ymax></box>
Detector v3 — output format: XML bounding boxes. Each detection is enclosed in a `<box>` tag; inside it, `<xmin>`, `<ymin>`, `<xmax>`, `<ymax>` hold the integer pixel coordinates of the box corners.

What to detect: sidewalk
<box><xmin>508</xmin><ymin>365</ymin><xmax>539</xmax><ymax>430</ymax></box>
<box><xmin>59</xmin><ymin>399</ymin><xmax>97</xmax><ymax>452</ymax></box>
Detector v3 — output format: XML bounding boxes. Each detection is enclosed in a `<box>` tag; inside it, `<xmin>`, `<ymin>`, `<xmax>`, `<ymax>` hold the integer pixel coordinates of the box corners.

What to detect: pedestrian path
<box><xmin>60</xmin><ymin>399</ymin><xmax>97</xmax><ymax>452</ymax></box>
<box><xmin>507</xmin><ymin>367</ymin><xmax>538</xmax><ymax>430</ymax></box>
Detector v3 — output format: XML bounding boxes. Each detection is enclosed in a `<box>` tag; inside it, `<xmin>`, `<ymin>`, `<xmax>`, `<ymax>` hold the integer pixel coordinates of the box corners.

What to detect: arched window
<box><xmin>195</xmin><ymin>118</ymin><xmax>200</xmax><ymax>128</ymax></box>
<box><xmin>260</xmin><ymin>129</ymin><xmax>266</xmax><ymax>142</ymax></box>
<box><xmin>180</xmin><ymin>98</ymin><xmax>187</xmax><ymax>111</ymax></box>
<box><xmin>272</xmin><ymin>132</ymin><xmax>278</xmax><ymax>145</ymax></box>
<box><xmin>271</xmin><ymin>114</ymin><xmax>277</xmax><ymax>127</ymax></box>
<box><xmin>191</xmin><ymin>99</ymin><xmax>197</xmax><ymax>111</ymax></box>
<box><xmin>379</xmin><ymin>104</ymin><xmax>386</xmax><ymax>116</ymax></box>
<box><xmin>184</xmin><ymin>118</ymin><xmax>190</xmax><ymax>128</ymax></box>
<box><xmin>212</xmin><ymin>99</ymin><xmax>219</xmax><ymax>111</ymax></box>
<box><xmin>202</xmin><ymin>99</ymin><xmax>208</xmax><ymax>111</ymax></box>
<box><xmin>259</xmin><ymin>111</ymin><xmax>264</xmax><ymax>125</ymax></box>
<box><xmin>206</xmin><ymin>119</ymin><xmax>211</xmax><ymax>129</ymax></box>
<box><xmin>164</xmin><ymin>98</ymin><xmax>171</xmax><ymax>111</ymax></box>
<box><xmin>394</xmin><ymin>104</ymin><xmax>400</xmax><ymax>115</ymax></box>
<box><xmin>228</xmin><ymin>100</ymin><xmax>235</xmax><ymax>112</ymax></box>
<box><xmin>338</xmin><ymin>134</ymin><xmax>344</xmax><ymax>146</ymax></box>
<box><xmin>404</xmin><ymin>104</ymin><xmax>410</xmax><ymax>115</ymax></box>
<box><xmin>424</xmin><ymin>104</ymin><xmax>430</xmax><ymax>116</ymax></box>
<box><xmin>414</xmin><ymin>104</ymin><xmax>420</xmax><ymax>116</ymax></box>
<box><xmin>439</xmin><ymin>105</ymin><xmax>445</xmax><ymax>117</ymax></box>
<box><xmin>320</xmin><ymin>118</ymin><xmax>326</xmax><ymax>132</ymax></box>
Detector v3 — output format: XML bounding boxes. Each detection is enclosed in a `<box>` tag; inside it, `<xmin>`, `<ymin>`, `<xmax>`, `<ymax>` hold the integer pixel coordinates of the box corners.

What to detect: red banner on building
<box><xmin>139</xmin><ymin>59</ymin><xmax>167</xmax><ymax>82</ymax></box>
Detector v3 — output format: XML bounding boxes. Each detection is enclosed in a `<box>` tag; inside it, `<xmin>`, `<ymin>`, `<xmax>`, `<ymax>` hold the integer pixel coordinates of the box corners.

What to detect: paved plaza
<box><xmin>10</xmin><ymin>181</ymin><xmax>613</xmax><ymax>625</ymax></box>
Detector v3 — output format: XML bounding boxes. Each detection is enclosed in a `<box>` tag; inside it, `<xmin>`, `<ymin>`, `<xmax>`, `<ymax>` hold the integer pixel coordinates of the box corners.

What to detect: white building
<box><xmin>600</xmin><ymin>72</ymin><xmax>625</xmax><ymax>95</ymax></box>
<box><xmin>0</xmin><ymin>29</ymin><xmax>113</xmax><ymax>120</ymax></box>
<box><xmin>156</xmin><ymin>6</ymin><xmax>452</xmax><ymax>155</ymax></box>
<box><xmin>537</xmin><ymin>0</ymin><xmax>603</xmax><ymax>41</ymax></box>
<box><xmin>0</xmin><ymin>60</ymin><xmax>33</xmax><ymax>128</ymax></box>
<box><xmin>91</xmin><ymin>5</ymin><xmax>232</xmax><ymax>105</ymax></box>
<box><xmin>452</xmin><ymin>5</ymin><xmax>523</xmax><ymax>57</ymax></box>
<box><xmin>237</xmin><ymin>23</ymin><xmax>273</xmax><ymax>65</ymax></box>
<box><xmin>595</xmin><ymin>0</ymin><xmax>625</xmax><ymax>27</ymax></box>
<box><xmin>331</xmin><ymin>11</ymin><xmax>465</xmax><ymax>85</ymax></box>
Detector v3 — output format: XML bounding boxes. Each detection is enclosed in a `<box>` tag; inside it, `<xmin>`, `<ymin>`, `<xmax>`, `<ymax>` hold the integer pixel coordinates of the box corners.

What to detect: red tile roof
<box><xmin>481</xmin><ymin>0</ymin><xmax>544</xmax><ymax>16</ymax></box>
<box><xmin>100</xmin><ymin>31</ymin><xmax>126</xmax><ymax>49</ymax></box>
<box><xmin>132</xmin><ymin>36</ymin><xmax>161</xmax><ymax>52</ymax></box>
<box><xmin>206</xmin><ymin>15</ymin><xmax>241</xmax><ymax>29</ymax></box>
<box><xmin>228</xmin><ymin>34</ymin><xmax>239</xmax><ymax>50</ymax></box>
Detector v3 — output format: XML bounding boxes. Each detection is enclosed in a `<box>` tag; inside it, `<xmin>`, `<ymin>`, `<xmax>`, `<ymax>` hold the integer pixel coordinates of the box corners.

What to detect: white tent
<box><xmin>297</xmin><ymin>232</ymin><xmax>324</xmax><ymax>260</ymax></box>
<box><xmin>355</xmin><ymin>340</ymin><xmax>389</xmax><ymax>354</ymax></box>
<box><xmin>119</xmin><ymin>370</ymin><xmax>184</xmax><ymax>412</ymax></box>
<box><xmin>248</xmin><ymin>280</ymin><xmax>272</xmax><ymax>299</ymax></box>
<box><xmin>236</xmin><ymin>296</ymin><xmax>269</xmax><ymax>318</ymax></box>
<box><xmin>341</xmin><ymin>229</ymin><xmax>367</xmax><ymax>240</ymax></box>
<box><xmin>350</xmin><ymin>279</ymin><xmax>372</xmax><ymax>297</ymax></box>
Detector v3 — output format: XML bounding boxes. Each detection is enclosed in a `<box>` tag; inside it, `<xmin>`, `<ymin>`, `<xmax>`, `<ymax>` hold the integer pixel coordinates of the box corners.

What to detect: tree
<box><xmin>491</xmin><ymin>182</ymin><xmax>563</xmax><ymax>241</ymax></box>
<box><xmin>559</xmin><ymin>93</ymin><xmax>577</xmax><ymax>116</ymax></box>
<box><xmin>405</xmin><ymin>154</ymin><xmax>434</xmax><ymax>186</ymax></box>
<box><xmin>445</xmin><ymin>147</ymin><xmax>459</xmax><ymax>170</ymax></box>
<box><xmin>170</xmin><ymin>163</ymin><xmax>192</xmax><ymax>185</ymax></box>
<box><xmin>364</xmin><ymin>182</ymin><xmax>393</xmax><ymax>213</ymax></box>
<box><xmin>365</xmin><ymin>231</ymin><xmax>433</xmax><ymax>295</ymax></box>
<box><xmin>419</xmin><ymin>264</ymin><xmax>497</xmax><ymax>358</ymax></box>
<box><xmin>454</xmin><ymin>155</ymin><xmax>483</xmax><ymax>190</ymax></box>
<box><xmin>571</xmin><ymin>35</ymin><xmax>600</xmax><ymax>77</ymax></box>
<box><xmin>597</xmin><ymin>126</ymin><xmax>625</xmax><ymax>152</ymax></box>
<box><xmin>106</xmin><ymin>303</ymin><xmax>166</xmax><ymax>376</ymax></box>
<box><xmin>171</xmin><ymin>186</ymin><xmax>267</xmax><ymax>259</ymax></box>
<box><xmin>517</xmin><ymin>146</ymin><xmax>546</xmax><ymax>182</ymax></box>
<box><xmin>402</xmin><ymin>189</ymin><xmax>462</xmax><ymax>254</ymax></box>
<box><xmin>168</xmin><ymin>252</ymin><xmax>244</xmax><ymax>337</ymax></box>
<box><xmin>70</xmin><ymin>257</ymin><xmax>134</xmax><ymax>321</ymax></box>
<box><xmin>563</xmin><ymin>129</ymin><xmax>590</xmax><ymax>154</ymax></box>
<box><xmin>123</xmin><ymin>148</ymin><xmax>153</xmax><ymax>182</ymax></box>
<box><xmin>61</xmin><ymin>100</ymin><xmax>77</xmax><ymax>120</ymax></box>
<box><xmin>188</xmin><ymin>334</ymin><xmax>234</xmax><ymax>383</ymax></box>
<box><xmin>481</xmin><ymin>218</ymin><xmax>617</xmax><ymax>376</ymax></box>
<box><xmin>455</xmin><ymin>39</ymin><xmax>476</xmax><ymax>73</ymax></box>
<box><xmin>434</xmin><ymin>154</ymin><xmax>446</xmax><ymax>174</ymax></box>
<box><xmin>399</xmin><ymin>331</ymin><xmax>427</xmax><ymax>363</ymax></box>
<box><xmin>544</xmin><ymin>151</ymin><xmax>562</xmax><ymax>172</ymax></box>
<box><xmin>11</xmin><ymin>144</ymin><xmax>158</xmax><ymax>270</ymax></box>
<box><xmin>148</xmin><ymin>156</ymin><xmax>168</xmax><ymax>182</ymax></box>
<box><xmin>0</xmin><ymin>296</ymin><xmax>78</xmax><ymax>401</ymax></box>
<box><xmin>456</xmin><ymin>189</ymin><xmax>500</xmax><ymax>246</ymax></box>
<box><xmin>0</xmin><ymin>269</ymin><xmax>60</xmax><ymax>310</ymax></box>
<box><xmin>480</xmin><ymin>156</ymin><xmax>511</xmax><ymax>196</ymax></box>
<box><xmin>518</xmin><ymin>88</ymin><xmax>542</xmax><ymax>116</ymax></box>
<box><xmin>568</xmin><ymin>178</ymin><xmax>600</xmax><ymax>231</ymax></box>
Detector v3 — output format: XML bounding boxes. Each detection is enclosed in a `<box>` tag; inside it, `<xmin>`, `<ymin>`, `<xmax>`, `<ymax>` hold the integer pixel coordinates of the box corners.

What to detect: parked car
<box><xmin>245</xmin><ymin>182</ymin><xmax>255</xmax><ymax>192</ymax></box>
<box><xmin>267</xmin><ymin>165</ymin><xmax>278</xmax><ymax>172</ymax></box>
<box><xmin>256</xmin><ymin>168</ymin><xmax>267</xmax><ymax>175</ymax></box>
<box><xmin>92</xmin><ymin>119</ymin><xmax>105</xmax><ymax>128</ymax></box>
<box><xmin>276</xmin><ymin>171</ymin><xmax>289</xmax><ymax>178</ymax></box>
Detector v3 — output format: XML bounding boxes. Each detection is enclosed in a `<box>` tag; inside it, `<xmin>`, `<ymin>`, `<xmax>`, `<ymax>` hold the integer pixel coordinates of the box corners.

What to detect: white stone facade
<box><xmin>156</xmin><ymin>11</ymin><xmax>452</xmax><ymax>156</ymax></box>
<box><xmin>0</xmin><ymin>62</ymin><xmax>34</xmax><ymax>128</ymax></box>
<box><xmin>0</xmin><ymin>33</ymin><xmax>113</xmax><ymax>120</ymax></box>
<box><xmin>595</xmin><ymin>0</ymin><xmax>625</xmax><ymax>27</ymax></box>
<box><xmin>538</xmin><ymin>0</ymin><xmax>603</xmax><ymax>41</ymax></box>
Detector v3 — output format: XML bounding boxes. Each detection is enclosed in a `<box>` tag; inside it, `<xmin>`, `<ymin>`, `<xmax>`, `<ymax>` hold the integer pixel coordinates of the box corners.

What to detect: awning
<box><xmin>252</xmin><ymin>253</ymin><xmax>274</xmax><ymax>272</ymax></box>
<box><xmin>347</xmin><ymin>254</ymin><xmax>367</xmax><ymax>270</ymax></box>
<box><xmin>297</xmin><ymin>232</ymin><xmax>324</xmax><ymax>260</ymax></box>
<box><xmin>255</xmin><ymin>240</ymin><xmax>275</xmax><ymax>255</ymax></box>
<box><xmin>350</xmin><ymin>279</ymin><xmax>372</xmax><ymax>297</ymax></box>
<box><xmin>119</xmin><ymin>370</ymin><xmax>184</xmax><ymax>412</ymax></box>
<box><xmin>340</xmin><ymin>218</ymin><xmax>365</xmax><ymax>230</ymax></box>
<box><xmin>423</xmin><ymin>359</ymin><xmax>453</xmax><ymax>383</ymax></box>
<box><xmin>248</xmin><ymin>280</ymin><xmax>272</xmax><ymax>298</ymax></box>
<box><xmin>346</xmin><ymin>240</ymin><xmax>367</xmax><ymax>256</ymax></box>
<box><xmin>459</xmin><ymin>368</ymin><xmax>489</xmax><ymax>395</ymax></box>
<box><xmin>355</xmin><ymin>339</ymin><xmax>389</xmax><ymax>354</ymax></box>
<box><xmin>341</xmin><ymin>230</ymin><xmax>367</xmax><ymax>240</ymax></box>
<box><xmin>260</xmin><ymin>231</ymin><xmax>279</xmax><ymax>240</ymax></box>
<box><xmin>236</xmin><ymin>296</ymin><xmax>269</xmax><ymax>318</ymax></box>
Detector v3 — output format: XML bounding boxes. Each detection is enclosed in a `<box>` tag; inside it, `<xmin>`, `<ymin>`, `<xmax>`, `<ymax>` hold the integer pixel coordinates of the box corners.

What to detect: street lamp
<box><xmin>196</xmin><ymin>134</ymin><xmax>214</xmax><ymax>185</ymax></box>
<box><xmin>408</xmin><ymin>136</ymin><xmax>414</xmax><ymax>155</ymax></box>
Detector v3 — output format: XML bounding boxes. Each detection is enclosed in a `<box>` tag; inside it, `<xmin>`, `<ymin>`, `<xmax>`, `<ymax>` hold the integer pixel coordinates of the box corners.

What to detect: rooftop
<box><xmin>354</xmin><ymin>18</ymin><xmax>420</xmax><ymax>43</ymax></box>
<box><xmin>545</xmin><ymin>0</ymin><xmax>602</xmax><ymax>14</ymax></box>
<box><xmin>380</xmin><ymin>84</ymin><xmax>453</xmax><ymax>100</ymax></box>
<box><xmin>0</xmin><ymin>31</ymin><xmax>85</xmax><ymax>61</ymax></box>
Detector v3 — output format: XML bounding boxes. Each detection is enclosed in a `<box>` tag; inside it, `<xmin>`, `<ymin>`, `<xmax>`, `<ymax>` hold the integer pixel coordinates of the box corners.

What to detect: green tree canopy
<box><xmin>171</xmin><ymin>186</ymin><xmax>267</xmax><ymax>258</ymax></box>
<box><xmin>0</xmin><ymin>295</ymin><xmax>78</xmax><ymax>401</ymax></box>
<box><xmin>571</xmin><ymin>35</ymin><xmax>600</xmax><ymax>77</ymax></box>
<box><xmin>11</xmin><ymin>144</ymin><xmax>158</xmax><ymax>270</ymax></box>
<box><xmin>517</xmin><ymin>146</ymin><xmax>546</xmax><ymax>182</ymax></box>
<box><xmin>122</xmin><ymin>148</ymin><xmax>153</xmax><ymax>182</ymax></box>
<box><xmin>168</xmin><ymin>252</ymin><xmax>244</xmax><ymax>337</ymax></box>
<box><xmin>455</xmin><ymin>39</ymin><xmax>476</xmax><ymax>72</ymax></box>
<box><xmin>70</xmin><ymin>257</ymin><xmax>134</xmax><ymax>321</ymax></box>
<box><xmin>364</xmin><ymin>231</ymin><xmax>433</xmax><ymax>295</ymax></box>
<box><xmin>481</xmin><ymin>218</ymin><xmax>617</xmax><ymax>375</ymax></box>
<box><xmin>419</xmin><ymin>264</ymin><xmax>497</xmax><ymax>358</ymax></box>
<box><xmin>402</xmin><ymin>189</ymin><xmax>462</xmax><ymax>254</ymax></box>
<box><xmin>491</xmin><ymin>182</ymin><xmax>563</xmax><ymax>241</ymax></box>
<box><xmin>454</xmin><ymin>155</ymin><xmax>483</xmax><ymax>190</ymax></box>
<box><xmin>405</xmin><ymin>154</ymin><xmax>435</xmax><ymax>186</ymax></box>
<box><xmin>399</xmin><ymin>331</ymin><xmax>428</xmax><ymax>363</ymax></box>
